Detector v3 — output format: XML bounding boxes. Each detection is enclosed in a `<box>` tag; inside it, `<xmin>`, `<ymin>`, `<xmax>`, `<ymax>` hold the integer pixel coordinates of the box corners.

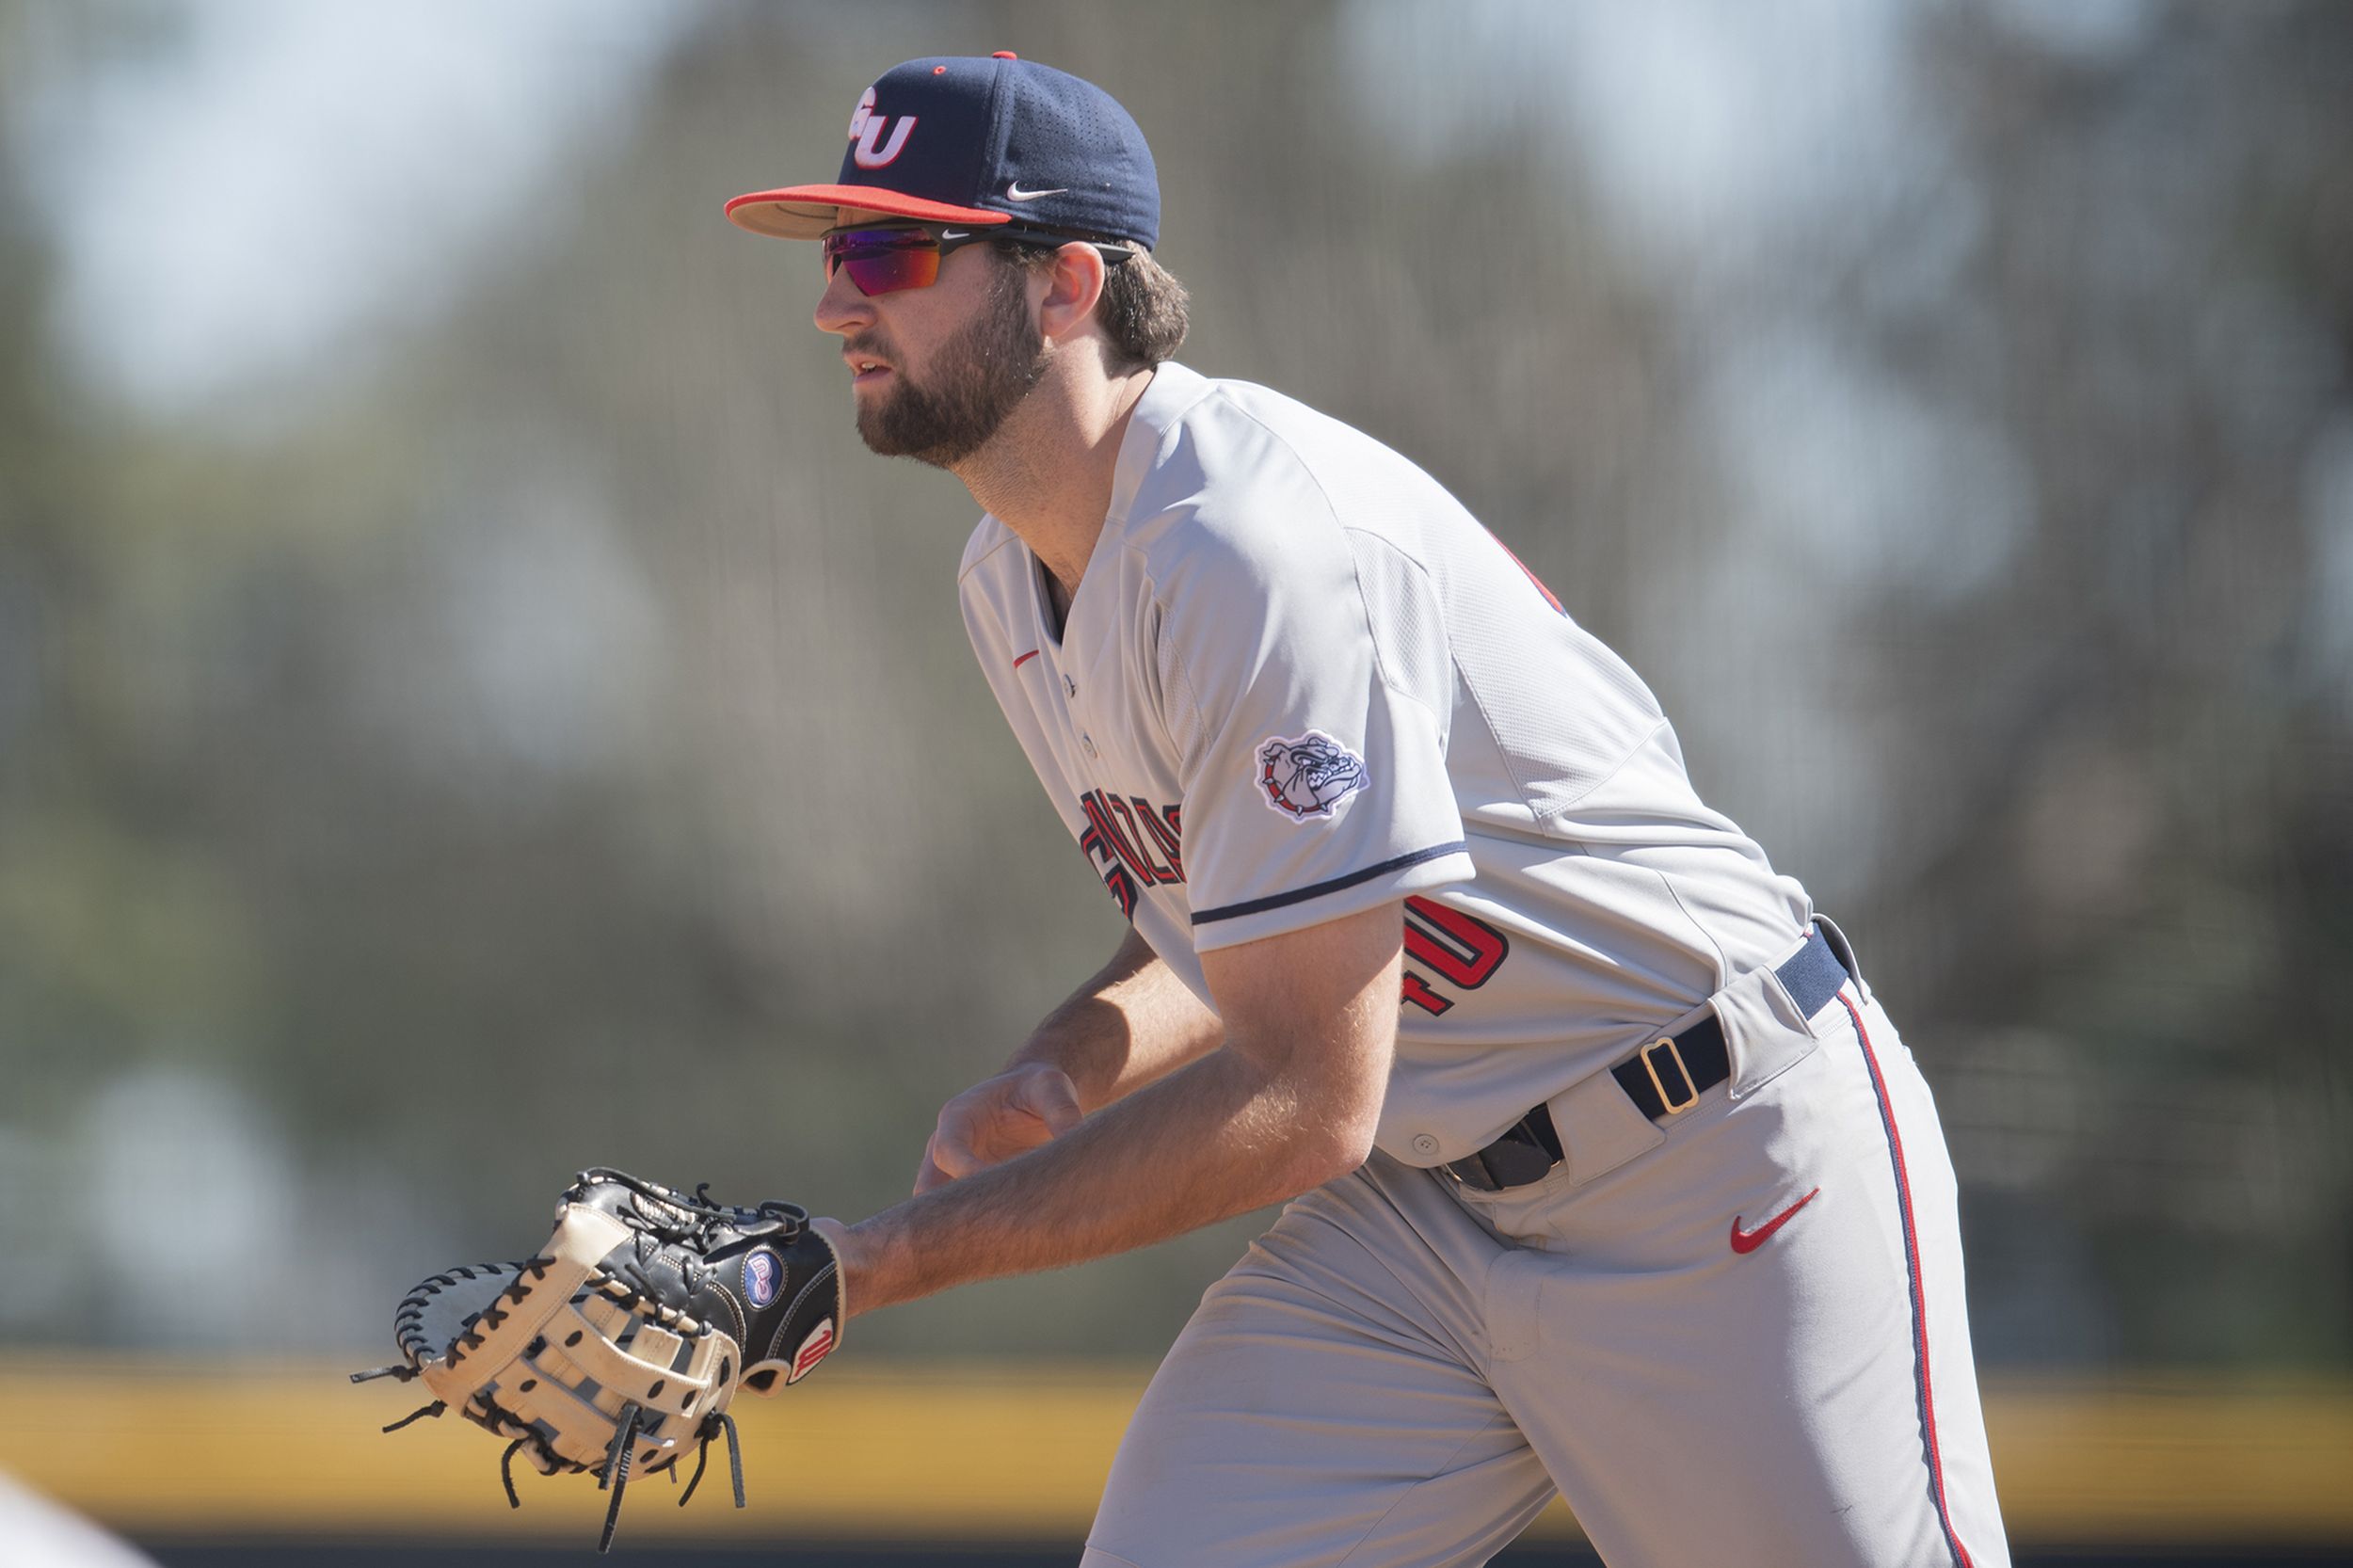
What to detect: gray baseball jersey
<box><xmin>958</xmin><ymin>361</ymin><xmax>1814</xmax><ymax>1165</ymax></box>
<box><xmin>957</xmin><ymin>361</ymin><xmax>2008</xmax><ymax>1567</ymax></box>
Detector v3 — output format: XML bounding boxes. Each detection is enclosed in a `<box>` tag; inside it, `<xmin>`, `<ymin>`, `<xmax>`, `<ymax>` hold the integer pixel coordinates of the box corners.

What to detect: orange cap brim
<box><xmin>724</xmin><ymin>184</ymin><xmax>1013</xmax><ymax>240</ymax></box>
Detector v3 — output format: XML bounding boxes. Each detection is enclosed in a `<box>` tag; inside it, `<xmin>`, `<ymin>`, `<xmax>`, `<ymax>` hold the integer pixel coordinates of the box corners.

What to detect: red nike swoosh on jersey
<box><xmin>1729</xmin><ymin>1187</ymin><xmax>1821</xmax><ymax>1255</ymax></box>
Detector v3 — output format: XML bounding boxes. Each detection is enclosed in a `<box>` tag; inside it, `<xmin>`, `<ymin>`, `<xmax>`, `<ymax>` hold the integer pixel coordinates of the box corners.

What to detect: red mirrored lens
<box><xmin>821</xmin><ymin>230</ymin><xmax>941</xmax><ymax>296</ymax></box>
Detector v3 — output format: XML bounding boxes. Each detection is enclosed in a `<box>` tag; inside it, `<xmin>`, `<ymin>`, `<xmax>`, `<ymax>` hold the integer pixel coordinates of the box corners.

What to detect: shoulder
<box><xmin>1121</xmin><ymin>373</ymin><xmax>1463</xmax><ymax>620</ymax></box>
<box><xmin>1131</xmin><ymin>373</ymin><xmax>1416</xmax><ymax>517</ymax></box>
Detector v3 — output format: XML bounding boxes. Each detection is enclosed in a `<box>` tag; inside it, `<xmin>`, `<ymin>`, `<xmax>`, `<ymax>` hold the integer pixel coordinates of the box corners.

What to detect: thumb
<box><xmin>914</xmin><ymin>1130</ymin><xmax>961</xmax><ymax>1194</ymax></box>
<box><xmin>1016</xmin><ymin>1067</ymin><xmax>1085</xmax><ymax>1136</ymax></box>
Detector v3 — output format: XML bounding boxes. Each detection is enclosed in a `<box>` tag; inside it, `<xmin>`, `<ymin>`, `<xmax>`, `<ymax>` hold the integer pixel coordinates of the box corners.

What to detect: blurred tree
<box><xmin>0</xmin><ymin>0</ymin><xmax>2345</xmax><ymax>1365</ymax></box>
<box><xmin>1843</xmin><ymin>4</ymin><xmax>2353</xmax><ymax>1364</ymax></box>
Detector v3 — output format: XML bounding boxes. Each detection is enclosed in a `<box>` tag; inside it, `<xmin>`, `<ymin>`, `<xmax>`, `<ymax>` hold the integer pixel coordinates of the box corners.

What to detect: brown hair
<box><xmin>1001</xmin><ymin>239</ymin><xmax>1190</xmax><ymax>370</ymax></box>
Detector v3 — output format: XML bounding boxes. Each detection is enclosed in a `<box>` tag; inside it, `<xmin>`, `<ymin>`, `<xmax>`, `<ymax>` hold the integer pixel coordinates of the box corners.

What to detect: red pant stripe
<box><xmin>1841</xmin><ymin>991</ymin><xmax>1977</xmax><ymax>1568</ymax></box>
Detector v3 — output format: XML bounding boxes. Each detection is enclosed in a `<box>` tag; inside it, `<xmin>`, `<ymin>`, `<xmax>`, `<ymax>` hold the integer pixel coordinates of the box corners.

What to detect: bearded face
<box><xmin>855</xmin><ymin>260</ymin><xmax>1050</xmax><ymax>467</ymax></box>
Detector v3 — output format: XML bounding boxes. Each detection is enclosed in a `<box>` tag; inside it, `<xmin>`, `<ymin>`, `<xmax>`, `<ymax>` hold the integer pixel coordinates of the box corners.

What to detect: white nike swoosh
<box><xmin>1005</xmin><ymin>182</ymin><xmax>1068</xmax><ymax>202</ymax></box>
<box><xmin>937</xmin><ymin>230</ymin><xmax>970</xmax><ymax>239</ymax></box>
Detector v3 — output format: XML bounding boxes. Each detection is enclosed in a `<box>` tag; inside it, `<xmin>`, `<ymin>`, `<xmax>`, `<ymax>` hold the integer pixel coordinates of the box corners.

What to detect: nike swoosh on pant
<box><xmin>1729</xmin><ymin>1187</ymin><xmax>1821</xmax><ymax>1254</ymax></box>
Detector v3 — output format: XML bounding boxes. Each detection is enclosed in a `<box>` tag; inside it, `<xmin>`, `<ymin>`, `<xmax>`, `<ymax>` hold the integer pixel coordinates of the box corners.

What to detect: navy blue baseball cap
<box><xmin>725</xmin><ymin>53</ymin><xmax>1159</xmax><ymax>249</ymax></box>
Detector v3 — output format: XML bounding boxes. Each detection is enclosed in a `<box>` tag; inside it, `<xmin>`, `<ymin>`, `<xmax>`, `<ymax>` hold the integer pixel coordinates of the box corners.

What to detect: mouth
<box><xmin>844</xmin><ymin>352</ymin><xmax>894</xmax><ymax>389</ymax></box>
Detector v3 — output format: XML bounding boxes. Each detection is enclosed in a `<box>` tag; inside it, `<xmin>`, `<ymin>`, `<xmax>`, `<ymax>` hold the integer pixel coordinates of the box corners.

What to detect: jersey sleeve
<box><xmin>1152</xmin><ymin>511</ymin><xmax>1472</xmax><ymax>951</ymax></box>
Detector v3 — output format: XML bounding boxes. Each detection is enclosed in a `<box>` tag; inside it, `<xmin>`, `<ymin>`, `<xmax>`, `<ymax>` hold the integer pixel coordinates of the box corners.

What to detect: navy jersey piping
<box><xmin>1190</xmin><ymin>842</ymin><xmax>1469</xmax><ymax>925</ymax></box>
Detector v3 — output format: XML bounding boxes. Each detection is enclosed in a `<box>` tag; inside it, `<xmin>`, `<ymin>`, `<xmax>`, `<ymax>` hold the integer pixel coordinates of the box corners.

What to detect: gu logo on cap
<box><xmin>846</xmin><ymin>87</ymin><xmax>916</xmax><ymax>168</ymax></box>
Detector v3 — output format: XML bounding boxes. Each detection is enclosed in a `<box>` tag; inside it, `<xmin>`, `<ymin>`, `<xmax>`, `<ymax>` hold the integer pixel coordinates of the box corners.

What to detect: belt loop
<box><xmin>1812</xmin><ymin>914</ymin><xmax>1866</xmax><ymax>998</ymax></box>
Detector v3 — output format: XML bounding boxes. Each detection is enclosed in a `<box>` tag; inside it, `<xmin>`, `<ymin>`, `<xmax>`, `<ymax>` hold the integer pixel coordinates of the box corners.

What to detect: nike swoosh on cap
<box><xmin>1005</xmin><ymin>182</ymin><xmax>1069</xmax><ymax>201</ymax></box>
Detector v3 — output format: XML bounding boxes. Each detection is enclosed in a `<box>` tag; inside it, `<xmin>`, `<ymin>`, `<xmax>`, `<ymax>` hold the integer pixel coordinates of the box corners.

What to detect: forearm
<box><xmin>1007</xmin><ymin>925</ymin><xmax>1224</xmax><ymax>1111</ymax></box>
<box><xmin>855</xmin><ymin>904</ymin><xmax>1407</xmax><ymax>1317</ymax></box>
<box><xmin>840</xmin><ymin>1035</ymin><xmax>1382</xmax><ymax>1314</ymax></box>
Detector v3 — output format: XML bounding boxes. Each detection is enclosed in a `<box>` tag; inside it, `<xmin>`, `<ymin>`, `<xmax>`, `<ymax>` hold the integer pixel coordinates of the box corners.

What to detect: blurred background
<box><xmin>2</xmin><ymin>0</ymin><xmax>2348</xmax><ymax>1561</ymax></box>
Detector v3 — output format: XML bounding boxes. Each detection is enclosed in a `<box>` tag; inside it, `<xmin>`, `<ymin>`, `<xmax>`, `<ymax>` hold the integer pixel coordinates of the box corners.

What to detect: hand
<box><xmin>914</xmin><ymin>1063</ymin><xmax>1084</xmax><ymax>1193</ymax></box>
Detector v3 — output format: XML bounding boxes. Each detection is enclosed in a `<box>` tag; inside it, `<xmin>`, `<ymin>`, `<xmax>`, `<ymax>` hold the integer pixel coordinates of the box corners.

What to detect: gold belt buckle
<box><xmin>1642</xmin><ymin>1036</ymin><xmax>1699</xmax><ymax>1115</ymax></box>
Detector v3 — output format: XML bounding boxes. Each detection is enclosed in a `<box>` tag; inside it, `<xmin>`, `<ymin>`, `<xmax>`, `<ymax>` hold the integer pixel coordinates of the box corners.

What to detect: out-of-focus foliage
<box><xmin>0</xmin><ymin>0</ymin><xmax>2345</xmax><ymax>1366</ymax></box>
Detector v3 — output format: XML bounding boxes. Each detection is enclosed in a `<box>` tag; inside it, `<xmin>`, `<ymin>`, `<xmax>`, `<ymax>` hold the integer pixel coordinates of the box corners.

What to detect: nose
<box><xmin>813</xmin><ymin>260</ymin><xmax>876</xmax><ymax>337</ymax></box>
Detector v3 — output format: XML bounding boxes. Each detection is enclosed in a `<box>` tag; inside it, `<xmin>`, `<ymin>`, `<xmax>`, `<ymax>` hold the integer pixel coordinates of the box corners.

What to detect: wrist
<box><xmin>813</xmin><ymin>1212</ymin><xmax>906</xmax><ymax>1320</ymax></box>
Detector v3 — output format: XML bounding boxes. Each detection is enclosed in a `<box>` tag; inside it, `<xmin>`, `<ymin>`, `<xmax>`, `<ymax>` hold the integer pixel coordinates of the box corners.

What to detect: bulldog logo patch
<box><xmin>1257</xmin><ymin>730</ymin><xmax>1369</xmax><ymax>820</ymax></box>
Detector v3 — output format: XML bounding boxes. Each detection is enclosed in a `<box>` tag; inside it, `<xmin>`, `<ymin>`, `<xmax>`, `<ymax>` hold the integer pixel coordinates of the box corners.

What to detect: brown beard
<box><xmin>856</xmin><ymin>263</ymin><xmax>1049</xmax><ymax>467</ymax></box>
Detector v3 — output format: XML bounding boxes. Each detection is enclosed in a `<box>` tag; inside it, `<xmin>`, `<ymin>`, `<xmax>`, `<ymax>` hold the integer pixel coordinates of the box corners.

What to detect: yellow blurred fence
<box><xmin>3</xmin><ymin>1359</ymin><xmax>2349</xmax><ymax>1545</ymax></box>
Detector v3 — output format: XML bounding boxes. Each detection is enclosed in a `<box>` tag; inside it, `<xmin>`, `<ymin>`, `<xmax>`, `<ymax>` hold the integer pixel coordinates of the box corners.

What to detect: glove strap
<box><xmin>735</xmin><ymin>1224</ymin><xmax>844</xmax><ymax>1393</ymax></box>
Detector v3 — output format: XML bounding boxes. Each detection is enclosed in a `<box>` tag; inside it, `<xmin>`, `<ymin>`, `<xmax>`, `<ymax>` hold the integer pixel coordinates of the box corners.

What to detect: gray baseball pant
<box><xmin>1080</xmin><ymin>982</ymin><xmax>2009</xmax><ymax>1568</ymax></box>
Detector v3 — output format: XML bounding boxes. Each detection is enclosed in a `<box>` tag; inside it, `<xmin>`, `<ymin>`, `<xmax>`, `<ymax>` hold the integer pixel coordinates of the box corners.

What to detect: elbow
<box><xmin>1281</xmin><ymin>1088</ymin><xmax>1384</xmax><ymax>1194</ymax></box>
<box><xmin>1318</xmin><ymin>1122</ymin><xmax>1380</xmax><ymax>1186</ymax></box>
<box><xmin>1322</xmin><ymin>1095</ymin><xmax>1383</xmax><ymax>1179</ymax></box>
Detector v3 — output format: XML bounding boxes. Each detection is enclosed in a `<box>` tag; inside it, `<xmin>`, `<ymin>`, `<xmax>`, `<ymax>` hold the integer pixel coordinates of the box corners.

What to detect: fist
<box><xmin>915</xmin><ymin>1063</ymin><xmax>1084</xmax><ymax>1194</ymax></box>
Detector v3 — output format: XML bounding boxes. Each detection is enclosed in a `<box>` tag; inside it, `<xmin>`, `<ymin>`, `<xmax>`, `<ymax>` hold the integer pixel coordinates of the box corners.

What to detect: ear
<box><xmin>1034</xmin><ymin>243</ymin><xmax>1109</xmax><ymax>344</ymax></box>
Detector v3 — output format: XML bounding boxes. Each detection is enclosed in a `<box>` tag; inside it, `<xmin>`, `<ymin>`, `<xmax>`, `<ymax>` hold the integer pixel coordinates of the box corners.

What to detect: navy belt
<box><xmin>1440</xmin><ymin>924</ymin><xmax>1855</xmax><ymax>1193</ymax></box>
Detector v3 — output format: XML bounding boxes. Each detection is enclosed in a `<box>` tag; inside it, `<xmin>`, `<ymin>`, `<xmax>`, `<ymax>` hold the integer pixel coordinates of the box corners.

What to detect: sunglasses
<box><xmin>820</xmin><ymin>223</ymin><xmax>1133</xmax><ymax>297</ymax></box>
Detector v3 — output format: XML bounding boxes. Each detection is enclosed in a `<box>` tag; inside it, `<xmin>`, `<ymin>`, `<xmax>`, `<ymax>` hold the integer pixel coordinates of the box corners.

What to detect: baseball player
<box><xmin>724</xmin><ymin>54</ymin><xmax>2011</xmax><ymax>1567</ymax></box>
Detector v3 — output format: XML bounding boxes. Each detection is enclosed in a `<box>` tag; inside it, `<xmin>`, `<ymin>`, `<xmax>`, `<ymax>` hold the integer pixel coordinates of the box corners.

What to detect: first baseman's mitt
<box><xmin>352</xmin><ymin>1168</ymin><xmax>843</xmax><ymax>1552</ymax></box>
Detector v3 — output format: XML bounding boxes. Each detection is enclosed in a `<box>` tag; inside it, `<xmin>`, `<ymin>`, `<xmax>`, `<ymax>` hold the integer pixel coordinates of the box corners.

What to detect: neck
<box><xmin>953</xmin><ymin>354</ymin><xmax>1155</xmax><ymax>599</ymax></box>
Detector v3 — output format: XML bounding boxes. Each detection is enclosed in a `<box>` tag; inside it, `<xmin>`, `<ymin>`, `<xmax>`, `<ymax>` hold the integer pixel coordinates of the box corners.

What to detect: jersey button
<box><xmin>1080</xmin><ymin>733</ymin><xmax>1098</xmax><ymax>760</ymax></box>
<box><xmin>1412</xmin><ymin>1133</ymin><xmax>1440</xmax><ymax>1158</ymax></box>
